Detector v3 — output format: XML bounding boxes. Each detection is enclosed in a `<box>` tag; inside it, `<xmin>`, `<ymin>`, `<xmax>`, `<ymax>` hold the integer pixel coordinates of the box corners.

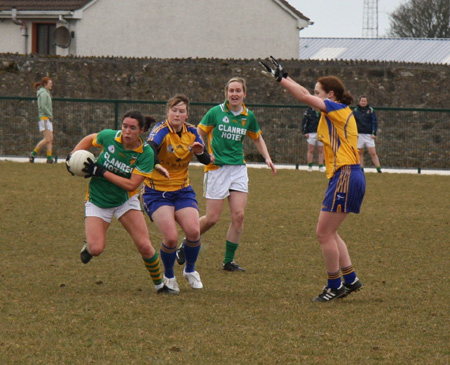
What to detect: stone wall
<box><xmin>1</xmin><ymin>53</ymin><xmax>448</xmax><ymax>108</ymax></box>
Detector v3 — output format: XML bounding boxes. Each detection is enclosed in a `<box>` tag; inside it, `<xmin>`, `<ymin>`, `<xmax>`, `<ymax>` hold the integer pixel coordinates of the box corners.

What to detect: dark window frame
<box><xmin>31</xmin><ymin>22</ymin><xmax>56</xmax><ymax>55</ymax></box>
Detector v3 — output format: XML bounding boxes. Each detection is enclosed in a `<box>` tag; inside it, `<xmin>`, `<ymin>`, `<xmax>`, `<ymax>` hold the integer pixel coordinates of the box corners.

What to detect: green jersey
<box><xmin>198</xmin><ymin>102</ymin><xmax>261</xmax><ymax>171</ymax></box>
<box><xmin>87</xmin><ymin>129</ymin><xmax>154</xmax><ymax>208</ymax></box>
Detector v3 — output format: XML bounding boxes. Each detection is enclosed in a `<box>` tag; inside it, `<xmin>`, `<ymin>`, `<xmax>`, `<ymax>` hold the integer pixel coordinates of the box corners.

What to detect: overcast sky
<box><xmin>286</xmin><ymin>0</ymin><xmax>406</xmax><ymax>38</ymax></box>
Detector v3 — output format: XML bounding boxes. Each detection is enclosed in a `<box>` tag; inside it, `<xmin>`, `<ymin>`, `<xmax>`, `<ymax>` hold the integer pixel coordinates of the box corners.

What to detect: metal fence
<box><xmin>1</xmin><ymin>96</ymin><xmax>449</xmax><ymax>170</ymax></box>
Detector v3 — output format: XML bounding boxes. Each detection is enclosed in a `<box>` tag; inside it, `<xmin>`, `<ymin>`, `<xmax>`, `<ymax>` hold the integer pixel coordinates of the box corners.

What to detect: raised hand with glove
<box><xmin>259</xmin><ymin>56</ymin><xmax>288</xmax><ymax>82</ymax></box>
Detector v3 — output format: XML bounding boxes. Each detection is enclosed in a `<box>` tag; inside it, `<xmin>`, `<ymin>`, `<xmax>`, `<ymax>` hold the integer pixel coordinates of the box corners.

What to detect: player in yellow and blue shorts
<box><xmin>142</xmin><ymin>94</ymin><xmax>210</xmax><ymax>294</ymax></box>
<box><xmin>261</xmin><ymin>57</ymin><xmax>365</xmax><ymax>302</ymax></box>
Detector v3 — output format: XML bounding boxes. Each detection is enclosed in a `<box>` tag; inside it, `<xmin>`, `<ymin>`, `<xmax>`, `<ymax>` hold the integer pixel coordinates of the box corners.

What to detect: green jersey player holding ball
<box><xmin>67</xmin><ymin>110</ymin><xmax>172</xmax><ymax>294</ymax></box>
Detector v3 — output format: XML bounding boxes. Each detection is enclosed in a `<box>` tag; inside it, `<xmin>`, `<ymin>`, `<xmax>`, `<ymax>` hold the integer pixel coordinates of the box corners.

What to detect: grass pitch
<box><xmin>0</xmin><ymin>161</ymin><xmax>449</xmax><ymax>364</ymax></box>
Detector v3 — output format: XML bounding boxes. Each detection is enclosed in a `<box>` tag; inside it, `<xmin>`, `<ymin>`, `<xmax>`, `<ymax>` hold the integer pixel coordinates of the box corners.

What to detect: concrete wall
<box><xmin>75</xmin><ymin>0</ymin><xmax>301</xmax><ymax>59</ymax></box>
<box><xmin>0</xmin><ymin>22</ymin><xmax>27</xmax><ymax>54</ymax></box>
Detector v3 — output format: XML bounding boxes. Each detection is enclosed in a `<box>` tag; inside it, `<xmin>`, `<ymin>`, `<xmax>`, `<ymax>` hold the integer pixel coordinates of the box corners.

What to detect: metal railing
<box><xmin>1</xmin><ymin>96</ymin><xmax>449</xmax><ymax>170</ymax></box>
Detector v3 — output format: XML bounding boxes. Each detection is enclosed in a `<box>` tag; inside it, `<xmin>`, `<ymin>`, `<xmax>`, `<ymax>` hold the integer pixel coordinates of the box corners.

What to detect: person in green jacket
<box><xmin>29</xmin><ymin>77</ymin><xmax>55</xmax><ymax>163</ymax></box>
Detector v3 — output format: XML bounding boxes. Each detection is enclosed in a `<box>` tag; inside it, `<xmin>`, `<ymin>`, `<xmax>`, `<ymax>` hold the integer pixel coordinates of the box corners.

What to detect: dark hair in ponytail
<box><xmin>144</xmin><ymin>115</ymin><xmax>156</xmax><ymax>133</ymax></box>
<box><xmin>317</xmin><ymin>76</ymin><xmax>353</xmax><ymax>106</ymax></box>
<box><xmin>122</xmin><ymin>110</ymin><xmax>146</xmax><ymax>129</ymax></box>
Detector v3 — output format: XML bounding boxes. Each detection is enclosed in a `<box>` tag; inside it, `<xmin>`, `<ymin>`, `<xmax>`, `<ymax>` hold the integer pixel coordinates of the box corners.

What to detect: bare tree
<box><xmin>388</xmin><ymin>0</ymin><xmax>450</xmax><ymax>38</ymax></box>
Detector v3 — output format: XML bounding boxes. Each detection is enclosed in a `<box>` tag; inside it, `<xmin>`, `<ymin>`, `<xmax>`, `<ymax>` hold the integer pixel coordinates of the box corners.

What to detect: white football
<box><xmin>69</xmin><ymin>150</ymin><xmax>95</xmax><ymax>177</ymax></box>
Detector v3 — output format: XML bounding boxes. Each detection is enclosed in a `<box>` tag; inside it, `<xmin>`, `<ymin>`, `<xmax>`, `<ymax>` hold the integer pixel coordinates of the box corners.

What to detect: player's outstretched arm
<box><xmin>260</xmin><ymin>56</ymin><xmax>326</xmax><ymax>112</ymax></box>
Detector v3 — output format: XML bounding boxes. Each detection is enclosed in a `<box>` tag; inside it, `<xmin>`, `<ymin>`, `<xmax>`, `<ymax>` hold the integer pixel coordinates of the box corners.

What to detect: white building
<box><xmin>0</xmin><ymin>0</ymin><xmax>311</xmax><ymax>59</ymax></box>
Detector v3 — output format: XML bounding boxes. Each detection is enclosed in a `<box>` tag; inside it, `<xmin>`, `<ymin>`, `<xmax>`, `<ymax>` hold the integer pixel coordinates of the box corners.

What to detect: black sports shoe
<box><xmin>223</xmin><ymin>261</ymin><xmax>246</xmax><ymax>272</ymax></box>
<box><xmin>313</xmin><ymin>284</ymin><xmax>346</xmax><ymax>302</ymax></box>
<box><xmin>80</xmin><ymin>242</ymin><xmax>93</xmax><ymax>264</ymax></box>
<box><xmin>176</xmin><ymin>238</ymin><xmax>186</xmax><ymax>265</ymax></box>
<box><xmin>29</xmin><ymin>153</ymin><xmax>35</xmax><ymax>163</ymax></box>
<box><xmin>341</xmin><ymin>278</ymin><xmax>363</xmax><ymax>298</ymax></box>
<box><xmin>46</xmin><ymin>158</ymin><xmax>54</xmax><ymax>164</ymax></box>
<box><xmin>157</xmin><ymin>284</ymin><xmax>180</xmax><ymax>295</ymax></box>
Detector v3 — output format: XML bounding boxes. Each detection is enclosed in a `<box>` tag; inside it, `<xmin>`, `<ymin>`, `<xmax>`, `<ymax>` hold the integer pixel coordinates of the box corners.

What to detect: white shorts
<box><xmin>203</xmin><ymin>165</ymin><xmax>248</xmax><ymax>199</ymax></box>
<box><xmin>38</xmin><ymin>119</ymin><xmax>53</xmax><ymax>132</ymax></box>
<box><xmin>306</xmin><ymin>133</ymin><xmax>323</xmax><ymax>147</ymax></box>
<box><xmin>358</xmin><ymin>134</ymin><xmax>376</xmax><ymax>149</ymax></box>
<box><xmin>85</xmin><ymin>195</ymin><xmax>141</xmax><ymax>223</ymax></box>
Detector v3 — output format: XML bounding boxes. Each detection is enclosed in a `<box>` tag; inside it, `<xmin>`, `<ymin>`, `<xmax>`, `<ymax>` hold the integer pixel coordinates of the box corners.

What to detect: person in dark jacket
<box><xmin>302</xmin><ymin>106</ymin><xmax>325</xmax><ymax>172</ymax></box>
<box><xmin>354</xmin><ymin>96</ymin><xmax>382</xmax><ymax>173</ymax></box>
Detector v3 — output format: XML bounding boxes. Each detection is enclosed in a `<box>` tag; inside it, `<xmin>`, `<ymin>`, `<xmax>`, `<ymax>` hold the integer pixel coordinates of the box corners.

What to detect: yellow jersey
<box><xmin>317</xmin><ymin>99</ymin><xmax>360</xmax><ymax>179</ymax></box>
<box><xmin>144</xmin><ymin>119</ymin><xmax>204</xmax><ymax>191</ymax></box>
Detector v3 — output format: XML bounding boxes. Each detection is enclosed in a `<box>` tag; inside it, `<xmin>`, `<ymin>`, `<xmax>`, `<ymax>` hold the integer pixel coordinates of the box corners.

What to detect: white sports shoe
<box><xmin>307</xmin><ymin>166</ymin><xmax>313</xmax><ymax>172</ymax></box>
<box><xmin>183</xmin><ymin>269</ymin><xmax>203</xmax><ymax>289</ymax></box>
<box><xmin>163</xmin><ymin>275</ymin><xmax>180</xmax><ymax>294</ymax></box>
<box><xmin>319</xmin><ymin>166</ymin><xmax>326</xmax><ymax>172</ymax></box>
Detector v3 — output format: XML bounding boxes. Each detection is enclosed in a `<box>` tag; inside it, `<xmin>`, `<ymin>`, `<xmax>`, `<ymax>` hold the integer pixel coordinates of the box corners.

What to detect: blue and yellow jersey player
<box><xmin>260</xmin><ymin>57</ymin><xmax>365</xmax><ymax>302</ymax></box>
<box><xmin>142</xmin><ymin>94</ymin><xmax>210</xmax><ymax>294</ymax></box>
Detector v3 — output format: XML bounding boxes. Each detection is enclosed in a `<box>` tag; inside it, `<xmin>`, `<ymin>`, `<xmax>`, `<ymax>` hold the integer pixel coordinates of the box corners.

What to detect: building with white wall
<box><xmin>0</xmin><ymin>0</ymin><xmax>311</xmax><ymax>59</ymax></box>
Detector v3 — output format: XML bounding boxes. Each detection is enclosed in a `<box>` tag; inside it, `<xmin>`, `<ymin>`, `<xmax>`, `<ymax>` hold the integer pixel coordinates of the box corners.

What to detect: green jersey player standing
<box><xmin>195</xmin><ymin>77</ymin><xmax>277</xmax><ymax>272</ymax></box>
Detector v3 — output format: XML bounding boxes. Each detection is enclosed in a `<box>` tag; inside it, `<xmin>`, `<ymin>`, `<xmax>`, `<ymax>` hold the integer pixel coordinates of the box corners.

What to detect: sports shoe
<box><xmin>183</xmin><ymin>269</ymin><xmax>203</xmax><ymax>289</ymax></box>
<box><xmin>163</xmin><ymin>275</ymin><xmax>180</xmax><ymax>294</ymax></box>
<box><xmin>307</xmin><ymin>166</ymin><xmax>313</xmax><ymax>172</ymax></box>
<box><xmin>29</xmin><ymin>153</ymin><xmax>35</xmax><ymax>163</ymax></box>
<box><xmin>312</xmin><ymin>284</ymin><xmax>346</xmax><ymax>302</ymax></box>
<box><xmin>319</xmin><ymin>166</ymin><xmax>326</xmax><ymax>172</ymax></box>
<box><xmin>80</xmin><ymin>242</ymin><xmax>93</xmax><ymax>264</ymax></box>
<box><xmin>341</xmin><ymin>277</ymin><xmax>363</xmax><ymax>298</ymax></box>
<box><xmin>46</xmin><ymin>158</ymin><xmax>54</xmax><ymax>164</ymax></box>
<box><xmin>222</xmin><ymin>261</ymin><xmax>246</xmax><ymax>272</ymax></box>
<box><xmin>176</xmin><ymin>238</ymin><xmax>186</xmax><ymax>265</ymax></box>
<box><xmin>157</xmin><ymin>284</ymin><xmax>180</xmax><ymax>295</ymax></box>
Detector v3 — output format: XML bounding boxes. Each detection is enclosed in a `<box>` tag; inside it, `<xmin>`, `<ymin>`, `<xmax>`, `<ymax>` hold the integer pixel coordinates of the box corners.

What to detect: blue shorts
<box><xmin>142</xmin><ymin>186</ymin><xmax>198</xmax><ymax>220</ymax></box>
<box><xmin>321</xmin><ymin>165</ymin><xmax>365</xmax><ymax>214</ymax></box>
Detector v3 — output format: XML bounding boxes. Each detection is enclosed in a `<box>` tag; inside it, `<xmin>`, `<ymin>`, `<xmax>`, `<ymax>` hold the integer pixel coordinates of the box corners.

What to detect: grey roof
<box><xmin>0</xmin><ymin>1</ymin><xmax>92</xmax><ymax>11</ymax></box>
<box><xmin>299</xmin><ymin>38</ymin><xmax>450</xmax><ymax>65</ymax></box>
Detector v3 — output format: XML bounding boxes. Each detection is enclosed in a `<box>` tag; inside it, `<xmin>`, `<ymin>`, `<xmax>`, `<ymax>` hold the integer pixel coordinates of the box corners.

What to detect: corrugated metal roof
<box><xmin>299</xmin><ymin>38</ymin><xmax>450</xmax><ymax>65</ymax></box>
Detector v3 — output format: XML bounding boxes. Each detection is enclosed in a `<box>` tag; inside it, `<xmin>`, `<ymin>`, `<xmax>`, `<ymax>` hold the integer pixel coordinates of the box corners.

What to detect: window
<box><xmin>32</xmin><ymin>23</ymin><xmax>56</xmax><ymax>55</ymax></box>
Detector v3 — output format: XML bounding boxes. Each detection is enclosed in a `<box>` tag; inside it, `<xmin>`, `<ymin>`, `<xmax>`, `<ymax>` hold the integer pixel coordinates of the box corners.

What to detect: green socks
<box><xmin>224</xmin><ymin>240</ymin><xmax>239</xmax><ymax>264</ymax></box>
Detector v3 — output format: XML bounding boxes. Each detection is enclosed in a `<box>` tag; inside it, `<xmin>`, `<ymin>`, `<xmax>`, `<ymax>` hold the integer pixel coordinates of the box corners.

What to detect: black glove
<box><xmin>260</xmin><ymin>56</ymin><xmax>288</xmax><ymax>82</ymax></box>
<box><xmin>82</xmin><ymin>157</ymin><xmax>107</xmax><ymax>178</ymax></box>
<box><xmin>65</xmin><ymin>153</ymin><xmax>74</xmax><ymax>176</ymax></box>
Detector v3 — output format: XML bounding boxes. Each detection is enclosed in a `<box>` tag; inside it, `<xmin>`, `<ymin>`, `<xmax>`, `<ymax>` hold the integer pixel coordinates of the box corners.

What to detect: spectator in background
<box><xmin>354</xmin><ymin>96</ymin><xmax>382</xmax><ymax>173</ymax></box>
<box><xmin>30</xmin><ymin>77</ymin><xmax>55</xmax><ymax>163</ymax></box>
<box><xmin>302</xmin><ymin>106</ymin><xmax>325</xmax><ymax>172</ymax></box>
